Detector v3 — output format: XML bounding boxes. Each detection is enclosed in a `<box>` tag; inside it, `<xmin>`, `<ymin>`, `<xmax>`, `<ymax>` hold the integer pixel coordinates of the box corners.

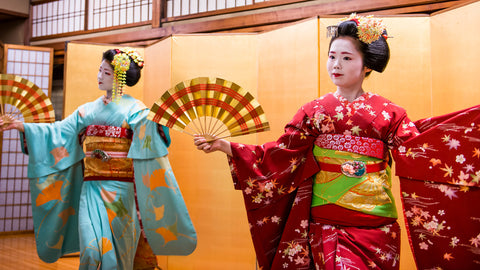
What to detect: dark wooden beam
<box><xmin>367</xmin><ymin>0</ymin><xmax>471</xmax><ymax>15</ymax></box>
<box><xmin>35</xmin><ymin>0</ymin><xmax>468</xmax><ymax>57</ymax></box>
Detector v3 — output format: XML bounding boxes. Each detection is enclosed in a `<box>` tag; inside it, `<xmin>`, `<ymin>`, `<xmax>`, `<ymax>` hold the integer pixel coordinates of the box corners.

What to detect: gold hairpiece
<box><xmin>110</xmin><ymin>48</ymin><xmax>144</xmax><ymax>102</ymax></box>
<box><xmin>118</xmin><ymin>47</ymin><xmax>144</xmax><ymax>68</ymax></box>
<box><xmin>328</xmin><ymin>13</ymin><xmax>388</xmax><ymax>44</ymax></box>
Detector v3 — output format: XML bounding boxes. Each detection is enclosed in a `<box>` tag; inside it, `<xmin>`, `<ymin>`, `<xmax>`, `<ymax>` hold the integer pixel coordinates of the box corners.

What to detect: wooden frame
<box><xmin>30</xmin><ymin>0</ymin><xmax>155</xmax><ymax>41</ymax></box>
<box><xmin>31</xmin><ymin>0</ymin><xmax>474</xmax><ymax>56</ymax></box>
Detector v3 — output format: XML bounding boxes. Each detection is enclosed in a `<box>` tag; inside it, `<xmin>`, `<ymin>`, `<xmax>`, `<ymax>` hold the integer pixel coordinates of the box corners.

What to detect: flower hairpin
<box><xmin>118</xmin><ymin>47</ymin><xmax>144</xmax><ymax>68</ymax></box>
<box><xmin>109</xmin><ymin>47</ymin><xmax>144</xmax><ymax>102</ymax></box>
<box><xmin>111</xmin><ymin>53</ymin><xmax>131</xmax><ymax>102</ymax></box>
<box><xmin>328</xmin><ymin>13</ymin><xmax>388</xmax><ymax>44</ymax></box>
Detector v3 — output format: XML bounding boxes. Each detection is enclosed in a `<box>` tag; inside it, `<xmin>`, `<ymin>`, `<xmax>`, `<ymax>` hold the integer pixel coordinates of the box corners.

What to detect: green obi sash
<box><xmin>312</xmin><ymin>147</ymin><xmax>397</xmax><ymax>219</ymax></box>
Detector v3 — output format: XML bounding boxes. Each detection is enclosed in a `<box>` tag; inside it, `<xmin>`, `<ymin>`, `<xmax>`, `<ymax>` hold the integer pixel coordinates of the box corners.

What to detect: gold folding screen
<box><xmin>431</xmin><ymin>2</ymin><xmax>480</xmax><ymax>115</ymax></box>
<box><xmin>61</xmin><ymin>3</ymin><xmax>479</xmax><ymax>269</ymax></box>
<box><xmin>156</xmin><ymin>34</ymin><xmax>260</xmax><ymax>269</ymax></box>
<box><xmin>63</xmin><ymin>42</ymin><xmax>145</xmax><ymax>116</ymax></box>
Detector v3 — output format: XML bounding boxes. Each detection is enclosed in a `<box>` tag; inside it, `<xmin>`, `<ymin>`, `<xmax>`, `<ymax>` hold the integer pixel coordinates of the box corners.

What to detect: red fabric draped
<box><xmin>394</xmin><ymin>105</ymin><xmax>480</xmax><ymax>269</ymax></box>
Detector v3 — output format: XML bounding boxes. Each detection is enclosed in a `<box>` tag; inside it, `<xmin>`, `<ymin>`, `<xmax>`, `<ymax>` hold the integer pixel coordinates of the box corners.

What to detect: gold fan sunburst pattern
<box><xmin>148</xmin><ymin>77</ymin><xmax>270</xmax><ymax>141</ymax></box>
<box><xmin>0</xmin><ymin>74</ymin><xmax>55</xmax><ymax>126</ymax></box>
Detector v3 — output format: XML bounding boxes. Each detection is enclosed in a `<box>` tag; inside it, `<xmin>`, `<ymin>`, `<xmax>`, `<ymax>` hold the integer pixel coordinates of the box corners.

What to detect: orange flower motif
<box><xmin>101</xmin><ymin>237</ymin><xmax>113</xmax><ymax>255</ymax></box>
<box><xmin>429</xmin><ymin>158</ymin><xmax>442</xmax><ymax>167</ymax></box>
<box><xmin>441</xmin><ymin>164</ymin><xmax>454</xmax><ymax>177</ymax></box>
<box><xmin>156</xmin><ymin>227</ymin><xmax>178</xmax><ymax>245</ymax></box>
<box><xmin>443</xmin><ymin>253</ymin><xmax>454</xmax><ymax>261</ymax></box>
<box><xmin>143</xmin><ymin>168</ymin><xmax>171</xmax><ymax>192</ymax></box>
<box><xmin>36</xmin><ymin>181</ymin><xmax>63</xmax><ymax>206</ymax></box>
<box><xmin>50</xmin><ymin>147</ymin><xmax>69</xmax><ymax>166</ymax></box>
<box><xmin>246</xmin><ymin>178</ymin><xmax>256</xmax><ymax>187</ymax></box>
<box><xmin>106</xmin><ymin>207</ymin><xmax>117</xmax><ymax>224</ymax></box>
<box><xmin>138</xmin><ymin>123</ymin><xmax>147</xmax><ymax>140</ymax></box>
<box><xmin>58</xmin><ymin>206</ymin><xmax>75</xmax><ymax>228</ymax></box>
<box><xmin>270</xmin><ymin>179</ymin><xmax>278</xmax><ymax>188</ymax></box>
<box><xmin>473</xmin><ymin>148</ymin><xmax>480</xmax><ymax>158</ymax></box>
<box><xmin>153</xmin><ymin>205</ymin><xmax>165</xmax><ymax>221</ymax></box>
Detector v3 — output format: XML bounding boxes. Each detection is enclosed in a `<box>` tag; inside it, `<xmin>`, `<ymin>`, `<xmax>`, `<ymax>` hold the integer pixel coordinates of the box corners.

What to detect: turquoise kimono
<box><xmin>21</xmin><ymin>95</ymin><xmax>196</xmax><ymax>269</ymax></box>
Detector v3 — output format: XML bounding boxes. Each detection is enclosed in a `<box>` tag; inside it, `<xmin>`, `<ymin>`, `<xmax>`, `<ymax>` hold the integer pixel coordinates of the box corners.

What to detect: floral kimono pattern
<box><xmin>22</xmin><ymin>95</ymin><xmax>196</xmax><ymax>269</ymax></box>
<box><xmin>393</xmin><ymin>105</ymin><xmax>480</xmax><ymax>269</ymax></box>
<box><xmin>228</xmin><ymin>92</ymin><xmax>418</xmax><ymax>269</ymax></box>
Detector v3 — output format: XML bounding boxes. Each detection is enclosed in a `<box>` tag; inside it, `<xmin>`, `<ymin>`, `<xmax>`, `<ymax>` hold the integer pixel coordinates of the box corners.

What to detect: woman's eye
<box><xmin>105</xmin><ymin>72</ymin><xmax>111</xmax><ymax>76</ymax></box>
<box><xmin>343</xmin><ymin>56</ymin><xmax>351</xmax><ymax>60</ymax></box>
<box><xmin>329</xmin><ymin>55</ymin><xmax>335</xmax><ymax>59</ymax></box>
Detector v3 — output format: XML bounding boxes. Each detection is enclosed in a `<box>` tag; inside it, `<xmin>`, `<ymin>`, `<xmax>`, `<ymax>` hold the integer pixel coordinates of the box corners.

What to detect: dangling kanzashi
<box><xmin>111</xmin><ymin>53</ymin><xmax>131</xmax><ymax>102</ymax></box>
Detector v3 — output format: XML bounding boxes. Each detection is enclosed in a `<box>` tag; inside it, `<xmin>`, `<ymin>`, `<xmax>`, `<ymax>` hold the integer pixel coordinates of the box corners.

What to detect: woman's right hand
<box><xmin>194</xmin><ymin>135</ymin><xmax>232</xmax><ymax>156</ymax></box>
<box><xmin>0</xmin><ymin>115</ymin><xmax>25</xmax><ymax>132</ymax></box>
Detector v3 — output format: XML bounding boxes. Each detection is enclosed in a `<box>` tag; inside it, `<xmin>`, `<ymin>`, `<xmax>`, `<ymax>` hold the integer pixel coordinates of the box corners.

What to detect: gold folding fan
<box><xmin>148</xmin><ymin>77</ymin><xmax>270</xmax><ymax>141</ymax></box>
<box><xmin>0</xmin><ymin>74</ymin><xmax>56</xmax><ymax>126</ymax></box>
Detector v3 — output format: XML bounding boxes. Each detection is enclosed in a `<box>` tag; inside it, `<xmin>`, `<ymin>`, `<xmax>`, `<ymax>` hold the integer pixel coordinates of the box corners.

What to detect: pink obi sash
<box><xmin>83</xmin><ymin>125</ymin><xmax>133</xmax><ymax>182</ymax></box>
<box><xmin>315</xmin><ymin>134</ymin><xmax>387</xmax><ymax>159</ymax></box>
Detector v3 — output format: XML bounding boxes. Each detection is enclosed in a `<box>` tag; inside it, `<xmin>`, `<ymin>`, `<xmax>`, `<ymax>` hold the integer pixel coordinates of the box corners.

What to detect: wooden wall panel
<box><xmin>64</xmin><ymin>42</ymin><xmax>145</xmax><ymax>116</ymax></box>
<box><xmin>431</xmin><ymin>1</ymin><xmax>480</xmax><ymax>115</ymax></box>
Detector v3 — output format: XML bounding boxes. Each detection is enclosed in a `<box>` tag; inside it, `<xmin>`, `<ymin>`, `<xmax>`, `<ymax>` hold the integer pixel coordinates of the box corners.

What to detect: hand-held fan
<box><xmin>0</xmin><ymin>74</ymin><xmax>56</xmax><ymax>127</ymax></box>
<box><xmin>148</xmin><ymin>77</ymin><xmax>270</xmax><ymax>141</ymax></box>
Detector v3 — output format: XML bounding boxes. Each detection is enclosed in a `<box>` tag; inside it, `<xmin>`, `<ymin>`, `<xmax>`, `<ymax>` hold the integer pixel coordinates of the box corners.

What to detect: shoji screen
<box><xmin>89</xmin><ymin>0</ymin><xmax>153</xmax><ymax>29</ymax></box>
<box><xmin>31</xmin><ymin>0</ymin><xmax>86</xmax><ymax>38</ymax></box>
<box><xmin>0</xmin><ymin>45</ymin><xmax>53</xmax><ymax>233</ymax></box>
<box><xmin>166</xmin><ymin>0</ymin><xmax>263</xmax><ymax>17</ymax></box>
<box><xmin>31</xmin><ymin>0</ymin><xmax>153</xmax><ymax>38</ymax></box>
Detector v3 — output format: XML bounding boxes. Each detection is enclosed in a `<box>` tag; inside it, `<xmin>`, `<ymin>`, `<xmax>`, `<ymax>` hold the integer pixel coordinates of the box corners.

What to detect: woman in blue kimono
<box><xmin>0</xmin><ymin>48</ymin><xmax>196</xmax><ymax>269</ymax></box>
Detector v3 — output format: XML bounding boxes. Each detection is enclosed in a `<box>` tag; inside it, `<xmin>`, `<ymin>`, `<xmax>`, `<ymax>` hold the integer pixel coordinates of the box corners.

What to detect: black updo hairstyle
<box><xmin>102</xmin><ymin>49</ymin><xmax>143</xmax><ymax>87</ymax></box>
<box><xmin>329</xmin><ymin>20</ymin><xmax>390</xmax><ymax>75</ymax></box>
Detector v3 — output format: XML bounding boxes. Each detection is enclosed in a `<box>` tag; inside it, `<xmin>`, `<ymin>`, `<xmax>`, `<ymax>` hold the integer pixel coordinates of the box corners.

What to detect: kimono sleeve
<box><xmin>129</xmin><ymin>108</ymin><xmax>197</xmax><ymax>255</ymax></box>
<box><xmin>393</xmin><ymin>105</ymin><xmax>480</xmax><ymax>270</ymax></box>
<box><xmin>229</xmin><ymin>101</ymin><xmax>320</xmax><ymax>202</ymax></box>
<box><xmin>22</xmin><ymin>108</ymin><xmax>87</xmax><ymax>178</ymax></box>
<box><xmin>226</xmin><ymin>103</ymin><xmax>320</xmax><ymax>269</ymax></box>
<box><xmin>128</xmin><ymin>108</ymin><xmax>169</xmax><ymax>159</ymax></box>
<box><xmin>381</xmin><ymin>103</ymin><xmax>419</xmax><ymax>150</ymax></box>
<box><xmin>20</xmin><ymin>107</ymin><xmax>87</xmax><ymax>263</ymax></box>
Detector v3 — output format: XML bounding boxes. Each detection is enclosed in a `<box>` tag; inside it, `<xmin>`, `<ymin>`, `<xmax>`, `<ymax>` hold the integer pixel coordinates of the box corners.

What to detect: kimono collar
<box><xmin>333</xmin><ymin>91</ymin><xmax>371</xmax><ymax>105</ymax></box>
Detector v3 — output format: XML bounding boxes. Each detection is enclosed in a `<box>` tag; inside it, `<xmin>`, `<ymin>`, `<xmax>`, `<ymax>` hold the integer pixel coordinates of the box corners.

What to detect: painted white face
<box><xmin>97</xmin><ymin>60</ymin><xmax>114</xmax><ymax>91</ymax></box>
<box><xmin>327</xmin><ymin>36</ymin><xmax>370</xmax><ymax>91</ymax></box>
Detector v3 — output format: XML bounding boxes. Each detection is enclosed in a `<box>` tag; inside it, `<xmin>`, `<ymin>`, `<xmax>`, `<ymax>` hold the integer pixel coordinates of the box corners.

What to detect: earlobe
<box><xmin>364</xmin><ymin>67</ymin><xmax>372</xmax><ymax>73</ymax></box>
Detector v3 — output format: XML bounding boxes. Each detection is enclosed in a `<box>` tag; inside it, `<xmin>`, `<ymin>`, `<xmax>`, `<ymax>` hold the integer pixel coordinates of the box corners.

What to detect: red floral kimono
<box><xmin>228</xmin><ymin>92</ymin><xmax>419</xmax><ymax>270</ymax></box>
<box><xmin>393</xmin><ymin>105</ymin><xmax>480</xmax><ymax>269</ymax></box>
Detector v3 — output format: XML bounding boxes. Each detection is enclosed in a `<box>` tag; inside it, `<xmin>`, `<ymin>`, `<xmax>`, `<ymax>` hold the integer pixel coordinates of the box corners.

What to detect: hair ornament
<box><xmin>342</xmin><ymin>13</ymin><xmax>387</xmax><ymax>44</ymax></box>
<box><xmin>327</xmin><ymin>14</ymin><xmax>388</xmax><ymax>44</ymax></box>
<box><xmin>111</xmin><ymin>52</ymin><xmax>131</xmax><ymax>102</ymax></box>
<box><xmin>118</xmin><ymin>47</ymin><xmax>144</xmax><ymax>68</ymax></box>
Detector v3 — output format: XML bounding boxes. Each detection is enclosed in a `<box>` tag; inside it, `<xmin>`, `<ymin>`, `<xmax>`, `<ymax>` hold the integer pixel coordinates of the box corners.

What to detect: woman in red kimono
<box><xmin>195</xmin><ymin>15</ymin><xmax>419</xmax><ymax>270</ymax></box>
